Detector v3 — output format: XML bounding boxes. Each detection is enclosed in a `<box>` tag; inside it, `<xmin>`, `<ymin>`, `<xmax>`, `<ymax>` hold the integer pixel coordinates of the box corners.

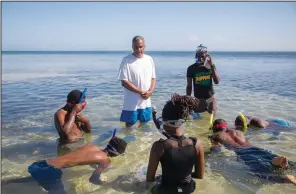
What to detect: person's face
<box><xmin>132</xmin><ymin>39</ymin><xmax>145</xmax><ymax>58</ymax></box>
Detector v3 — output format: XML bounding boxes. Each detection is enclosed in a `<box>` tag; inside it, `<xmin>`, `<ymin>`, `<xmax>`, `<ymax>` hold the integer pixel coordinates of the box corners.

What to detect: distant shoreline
<box><xmin>2</xmin><ymin>50</ymin><xmax>296</xmax><ymax>54</ymax></box>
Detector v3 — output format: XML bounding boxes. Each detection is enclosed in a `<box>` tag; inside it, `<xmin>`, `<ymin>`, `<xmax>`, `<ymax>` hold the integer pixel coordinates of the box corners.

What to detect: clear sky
<box><xmin>2</xmin><ymin>2</ymin><xmax>296</xmax><ymax>51</ymax></box>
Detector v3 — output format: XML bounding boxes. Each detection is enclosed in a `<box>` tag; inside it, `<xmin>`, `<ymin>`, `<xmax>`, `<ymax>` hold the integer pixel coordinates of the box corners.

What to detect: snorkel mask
<box><xmin>66</xmin><ymin>88</ymin><xmax>88</xmax><ymax>111</ymax></box>
<box><xmin>195</xmin><ymin>44</ymin><xmax>208</xmax><ymax>62</ymax></box>
<box><xmin>105</xmin><ymin>128</ymin><xmax>123</xmax><ymax>156</ymax></box>
<box><xmin>152</xmin><ymin>107</ymin><xmax>186</xmax><ymax>139</ymax></box>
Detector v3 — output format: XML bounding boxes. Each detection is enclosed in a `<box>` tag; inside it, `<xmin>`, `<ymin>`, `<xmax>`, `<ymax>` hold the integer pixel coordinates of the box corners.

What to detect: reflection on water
<box><xmin>2</xmin><ymin>52</ymin><xmax>296</xmax><ymax>193</ymax></box>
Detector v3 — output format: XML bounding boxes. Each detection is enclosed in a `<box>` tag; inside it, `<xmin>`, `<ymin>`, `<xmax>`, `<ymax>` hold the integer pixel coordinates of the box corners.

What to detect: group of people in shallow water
<box><xmin>2</xmin><ymin>90</ymin><xmax>296</xmax><ymax>194</ymax></box>
<box><xmin>2</xmin><ymin>36</ymin><xmax>296</xmax><ymax>194</ymax></box>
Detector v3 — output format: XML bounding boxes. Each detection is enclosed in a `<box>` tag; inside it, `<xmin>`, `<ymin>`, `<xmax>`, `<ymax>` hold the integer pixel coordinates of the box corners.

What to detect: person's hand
<box><xmin>72</xmin><ymin>104</ymin><xmax>83</xmax><ymax>113</ymax></box>
<box><xmin>89</xmin><ymin>171</ymin><xmax>103</xmax><ymax>185</ymax></box>
<box><xmin>141</xmin><ymin>91</ymin><xmax>153</xmax><ymax>100</ymax></box>
<box><xmin>206</xmin><ymin>53</ymin><xmax>213</xmax><ymax>65</ymax></box>
<box><xmin>206</xmin><ymin>54</ymin><xmax>216</xmax><ymax>70</ymax></box>
<box><xmin>76</xmin><ymin>113</ymin><xmax>89</xmax><ymax>123</ymax></box>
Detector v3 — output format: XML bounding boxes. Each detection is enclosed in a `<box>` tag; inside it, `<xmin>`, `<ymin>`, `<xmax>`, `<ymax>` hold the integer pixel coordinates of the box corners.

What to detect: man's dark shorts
<box><xmin>194</xmin><ymin>95</ymin><xmax>217</xmax><ymax>114</ymax></box>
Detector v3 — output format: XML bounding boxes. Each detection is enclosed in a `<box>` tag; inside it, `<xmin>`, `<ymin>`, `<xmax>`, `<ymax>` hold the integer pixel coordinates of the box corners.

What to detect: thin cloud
<box><xmin>214</xmin><ymin>36</ymin><xmax>226</xmax><ymax>42</ymax></box>
<box><xmin>189</xmin><ymin>35</ymin><xmax>200</xmax><ymax>42</ymax></box>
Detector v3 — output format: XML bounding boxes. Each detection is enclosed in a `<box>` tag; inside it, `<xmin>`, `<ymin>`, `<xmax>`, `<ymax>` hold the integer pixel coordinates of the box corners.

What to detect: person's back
<box><xmin>210</xmin><ymin>119</ymin><xmax>250</xmax><ymax>149</ymax></box>
<box><xmin>147</xmin><ymin>94</ymin><xmax>204</xmax><ymax>194</ymax></box>
<box><xmin>160</xmin><ymin>136</ymin><xmax>197</xmax><ymax>187</ymax></box>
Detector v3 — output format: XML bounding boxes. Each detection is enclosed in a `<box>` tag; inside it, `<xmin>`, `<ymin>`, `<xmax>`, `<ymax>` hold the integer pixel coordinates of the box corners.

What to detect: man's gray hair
<box><xmin>132</xmin><ymin>36</ymin><xmax>145</xmax><ymax>44</ymax></box>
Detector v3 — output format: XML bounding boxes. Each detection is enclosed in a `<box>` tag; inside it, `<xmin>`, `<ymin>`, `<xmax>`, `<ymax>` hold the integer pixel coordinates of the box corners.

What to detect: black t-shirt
<box><xmin>187</xmin><ymin>63</ymin><xmax>214</xmax><ymax>99</ymax></box>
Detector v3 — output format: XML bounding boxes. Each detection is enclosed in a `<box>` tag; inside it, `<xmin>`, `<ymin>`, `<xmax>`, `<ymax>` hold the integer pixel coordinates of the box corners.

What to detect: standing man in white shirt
<box><xmin>118</xmin><ymin>36</ymin><xmax>156</xmax><ymax>128</ymax></box>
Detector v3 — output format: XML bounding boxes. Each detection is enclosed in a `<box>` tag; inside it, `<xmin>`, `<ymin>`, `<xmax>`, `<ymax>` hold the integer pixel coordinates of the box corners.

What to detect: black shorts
<box><xmin>194</xmin><ymin>96</ymin><xmax>217</xmax><ymax>114</ymax></box>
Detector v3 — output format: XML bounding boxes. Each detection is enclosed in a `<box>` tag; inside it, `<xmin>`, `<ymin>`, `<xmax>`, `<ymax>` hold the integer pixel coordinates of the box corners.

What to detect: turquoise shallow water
<box><xmin>1</xmin><ymin>51</ymin><xmax>296</xmax><ymax>194</ymax></box>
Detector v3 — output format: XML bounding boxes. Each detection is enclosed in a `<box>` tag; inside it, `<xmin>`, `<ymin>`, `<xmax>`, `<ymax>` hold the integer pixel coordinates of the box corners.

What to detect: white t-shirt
<box><xmin>118</xmin><ymin>54</ymin><xmax>156</xmax><ymax>111</ymax></box>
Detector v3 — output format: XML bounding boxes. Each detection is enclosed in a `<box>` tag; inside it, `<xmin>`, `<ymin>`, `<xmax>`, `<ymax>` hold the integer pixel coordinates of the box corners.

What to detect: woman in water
<box><xmin>146</xmin><ymin>94</ymin><xmax>205</xmax><ymax>194</ymax></box>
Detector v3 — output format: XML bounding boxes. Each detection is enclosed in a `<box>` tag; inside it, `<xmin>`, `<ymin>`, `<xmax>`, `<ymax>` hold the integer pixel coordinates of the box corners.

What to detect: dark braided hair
<box><xmin>162</xmin><ymin>93</ymin><xmax>199</xmax><ymax>121</ymax></box>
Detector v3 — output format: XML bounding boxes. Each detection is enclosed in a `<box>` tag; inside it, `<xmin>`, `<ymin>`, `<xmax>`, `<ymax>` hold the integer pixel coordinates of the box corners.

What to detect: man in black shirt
<box><xmin>186</xmin><ymin>44</ymin><xmax>220</xmax><ymax>114</ymax></box>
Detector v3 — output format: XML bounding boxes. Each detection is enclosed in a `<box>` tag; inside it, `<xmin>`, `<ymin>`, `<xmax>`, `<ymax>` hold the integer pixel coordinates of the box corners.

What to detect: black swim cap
<box><xmin>67</xmin><ymin>90</ymin><xmax>84</xmax><ymax>104</ymax></box>
<box><xmin>108</xmin><ymin>137</ymin><xmax>127</xmax><ymax>156</ymax></box>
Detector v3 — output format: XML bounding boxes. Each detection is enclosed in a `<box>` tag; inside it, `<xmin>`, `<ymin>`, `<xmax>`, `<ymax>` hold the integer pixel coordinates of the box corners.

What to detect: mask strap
<box><xmin>152</xmin><ymin>110</ymin><xmax>170</xmax><ymax>139</ymax></box>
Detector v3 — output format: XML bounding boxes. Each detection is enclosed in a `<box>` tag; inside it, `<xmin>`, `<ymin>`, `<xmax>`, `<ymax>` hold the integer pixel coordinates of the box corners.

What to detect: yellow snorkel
<box><xmin>239</xmin><ymin>112</ymin><xmax>248</xmax><ymax>133</ymax></box>
<box><xmin>209</xmin><ymin>113</ymin><xmax>214</xmax><ymax>130</ymax></box>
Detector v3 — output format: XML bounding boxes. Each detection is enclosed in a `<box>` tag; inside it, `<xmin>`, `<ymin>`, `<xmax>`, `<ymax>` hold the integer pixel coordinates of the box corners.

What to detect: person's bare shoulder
<box><xmin>151</xmin><ymin>139</ymin><xmax>165</xmax><ymax>155</ymax></box>
<box><xmin>55</xmin><ymin>108</ymin><xmax>67</xmax><ymax>118</ymax></box>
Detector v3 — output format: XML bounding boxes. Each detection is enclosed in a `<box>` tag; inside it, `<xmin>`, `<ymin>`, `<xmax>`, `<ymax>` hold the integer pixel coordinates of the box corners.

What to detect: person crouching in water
<box><xmin>146</xmin><ymin>94</ymin><xmax>205</xmax><ymax>194</ymax></box>
<box><xmin>27</xmin><ymin>130</ymin><xmax>127</xmax><ymax>194</ymax></box>
<box><xmin>54</xmin><ymin>89</ymin><xmax>92</xmax><ymax>143</ymax></box>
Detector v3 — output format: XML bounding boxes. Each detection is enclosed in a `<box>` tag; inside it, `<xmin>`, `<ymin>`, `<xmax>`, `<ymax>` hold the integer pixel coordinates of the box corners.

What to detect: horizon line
<box><xmin>2</xmin><ymin>50</ymin><xmax>296</xmax><ymax>53</ymax></box>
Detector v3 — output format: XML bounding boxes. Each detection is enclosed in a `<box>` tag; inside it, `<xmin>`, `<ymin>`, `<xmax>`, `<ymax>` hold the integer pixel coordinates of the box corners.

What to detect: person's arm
<box><xmin>76</xmin><ymin>113</ymin><xmax>92</xmax><ymax>133</ymax></box>
<box><xmin>142</xmin><ymin>57</ymin><xmax>157</xmax><ymax>99</ymax></box>
<box><xmin>142</xmin><ymin>78</ymin><xmax>156</xmax><ymax>99</ymax></box>
<box><xmin>192</xmin><ymin>141</ymin><xmax>205</xmax><ymax>179</ymax></box>
<box><xmin>212</xmin><ymin>66</ymin><xmax>220</xmax><ymax>84</ymax></box>
<box><xmin>146</xmin><ymin>141</ymin><xmax>162</xmax><ymax>182</ymax></box>
<box><xmin>186</xmin><ymin>77</ymin><xmax>193</xmax><ymax>96</ymax></box>
<box><xmin>55</xmin><ymin>105</ymin><xmax>82</xmax><ymax>136</ymax></box>
<box><xmin>121</xmin><ymin>80</ymin><xmax>144</xmax><ymax>94</ymax></box>
<box><xmin>186</xmin><ymin>66</ymin><xmax>193</xmax><ymax>96</ymax></box>
<box><xmin>208</xmin><ymin>55</ymin><xmax>220</xmax><ymax>84</ymax></box>
<box><xmin>208</xmin><ymin>134</ymin><xmax>222</xmax><ymax>152</ymax></box>
<box><xmin>89</xmin><ymin>158</ymin><xmax>111</xmax><ymax>185</ymax></box>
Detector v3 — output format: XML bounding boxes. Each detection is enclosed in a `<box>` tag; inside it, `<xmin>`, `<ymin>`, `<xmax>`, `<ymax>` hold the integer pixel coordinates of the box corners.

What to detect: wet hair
<box><xmin>162</xmin><ymin>93</ymin><xmax>199</xmax><ymax>121</ymax></box>
<box><xmin>67</xmin><ymin>90</ymin><xmax>85</xmax><ymax>104</ymax></box>
<box><xmin>212</xmin><ymin>119</ymin><xmax>228</xmax><ymax>133</ymax></box>
<box><xmin>132</xmin><ymin>35</ymin><xmax>145</xmax><ymax>45</ymax></box>
<box><xmin>107</xmin><ymin>137</ymin><xmax>127</xmax><ymax>157</ymax></box>
<box><xmin>235</xmin><ymin>115</ymin><xmax>244</xmax><ymax>127</ymax></box>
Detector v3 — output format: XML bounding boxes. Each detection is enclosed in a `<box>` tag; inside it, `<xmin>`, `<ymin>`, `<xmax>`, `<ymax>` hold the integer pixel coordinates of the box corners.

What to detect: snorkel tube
<box><xmin>152</xmin><ymin>107</ymin><xmax>170</xmax><ymax>139</ymax></box>
<box><xmin>79</xmin><ymin>88</ymin><xmax>88</xmax><ymax>103</ymax></box>
<box><xmin>239</xmin><ymin>112</ymin><xmax>248</xmax><ymax>133</ymax></box>
<box><xmin>209</xmin><ymin>113</ymin><xmax>214</xmax><ymax>130</ymax></box>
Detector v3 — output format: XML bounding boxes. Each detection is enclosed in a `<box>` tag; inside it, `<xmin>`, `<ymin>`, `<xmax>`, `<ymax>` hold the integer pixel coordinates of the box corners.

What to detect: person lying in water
<box><xmin>209</xmin><ymin>118</ymin><xmax>296</xmax><ymax>184</ymax></box>
<box><xmin>2</xmin><ymin>131</ymin><xmax>127</xmax><ymax>194</ymax></box>
<box><xmin>54</xmin><ymin>89</ymin><xmax>92</xmax><ymax>143</ymax></box>
<box><xmin>147</xmin><ymin>94</ymin><xmax>205</xmax><ymax>194</ymax></box>
<box><xmin>235</xmin><ymin>113</ymin><xmax>295</xmax><ymax>130</ymax></box>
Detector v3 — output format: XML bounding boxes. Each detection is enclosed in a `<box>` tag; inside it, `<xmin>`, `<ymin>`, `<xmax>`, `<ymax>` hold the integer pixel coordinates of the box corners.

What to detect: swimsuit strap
<box><xmin>169</xmin><ymin>135</ymin><xmax>185</xmax><ymax>147</ymax></box>
<box><xmin>188</xmin><ymin>137</ymin><xmax>197</xmax><ymax>146</ymax></box>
